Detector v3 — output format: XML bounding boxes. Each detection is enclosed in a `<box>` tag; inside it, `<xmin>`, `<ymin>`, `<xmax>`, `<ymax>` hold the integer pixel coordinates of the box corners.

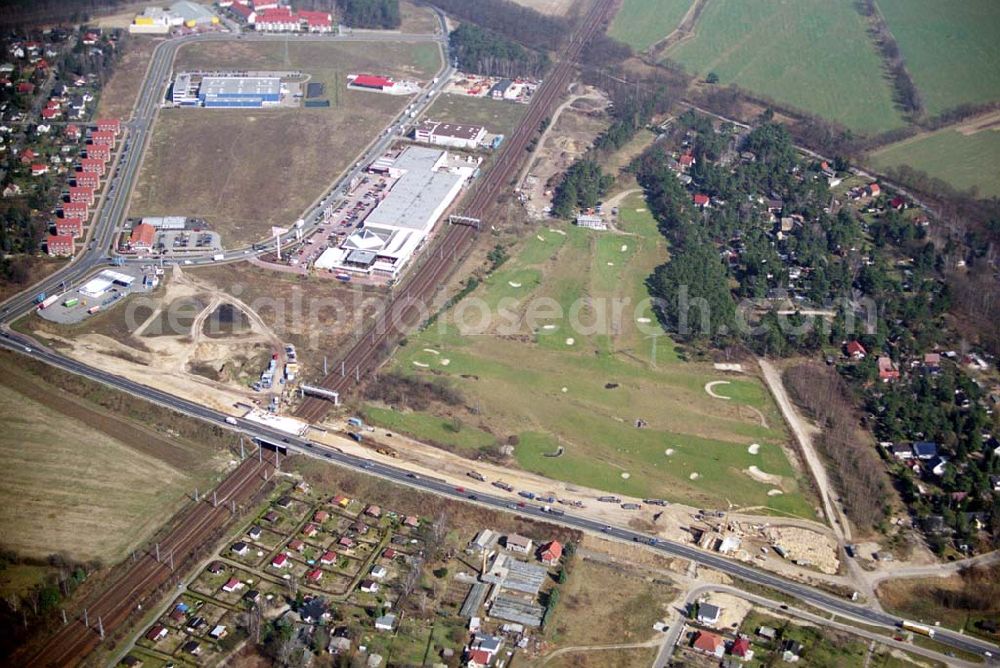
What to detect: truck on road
<box><xmin>492</xmin><ymin>481</ymin><xmax>513</xmax><ymax>492</ymax></box>
<box><xmin>212</xmin><ymin>253</ymin><xmax>224</xmax><ymax>261</ymax></box>
<box><xmin>467</xmin><ymin>470</ymin><xmax>486</xmax><ymax>482</ymax></box>
<box><xmin>38</xmin><ymin>294</ymin><xmax>60</xmax><ymax>310</ymax></box>
<box><xmin>900</xmin><ymin>621</ymin><xmax>935</xmax><ymax>638</ymax></box>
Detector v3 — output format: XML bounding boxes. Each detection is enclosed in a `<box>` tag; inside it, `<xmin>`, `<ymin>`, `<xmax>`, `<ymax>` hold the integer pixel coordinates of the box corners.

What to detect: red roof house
<box><xmin>46</xmin><ymin>234</ymin><xmax>74</xmax><ymax>257</ymax></box>
<box><xmin>314</xmin><ymin>509</ymin><xmax>329</xmax><ymax>523</ymax></box>
<box><xmin>17</xmin><ymin>81</ymin><xmax>34</xmax><ymax>94</ymax></box>
<box><xmin>56</xmin><ymin>217</ymin><xmax>84</xmax><ymax>238</ymax></box>
<box><xmin>890</xmin><ymin>196</ymin><xmax>906</xmax><ymax>210</ymax></box>
<box><xmin>95</xmin><ymin>118</ymin><xmax>120</xmax><ymax>134</ymax></box>
<box><xmin>79</xmin><ymin>157</ymin><xmax>105</xmax><ymax>175</ymax></box>
<box><xmin>300</xmin><ymin>10</ymin><xmax>332</xmax><ymax>31</ymax></box>
<box><xmin>731</xmin><ymin>636</ymin><xmax>752</xmax><ymax>658</ymax></box>
<box><xmin>62</xmin><ymin>202</ymin><xmax>89</xmax><ymax>220</ymax></box>
<box><xmin>74</xmin><ymin>171</ymin><xmax>99</xmax><ymax>188</ymax></box>
<box><xmin>221</xmin><ymin>577</ymin><xmax>243</xmax><ymax>593</ymax></box>
<box><xmin>69</xmin><ymin>186</ymin><xmax>94</xmax><ymax>204</ymax></box>
<box><xmin>271</xmin><ymin>553</ymin><xmax>289</xmax><ymax>568</ymax></box>
<box><xmin>145</xmin><ymin>624</ymin><xmax>168</xmax><ymax>642</ymax></box>
<box><xmin>302</xmin><ymin>523</ymin><xmax>318</xmax><ymax>537</ymax></box>
<box><xmin>878</xmin><ymin>356</ymin><xmax>900</xmax><ymax>381</ymax></box>
<box><xmin>320</xmin><ymin>550</ymin><xmax>336</xmax><ymax>565</ymax></box>
<box><xmin>693</xmin><ymin>193</ymin><xmax>710</xmax><ymax>207</ymax></box>
<box><xmin>87</xmin><ymin>144</ymin><xmax>111</xmax><ymax>161</ymax></box>
<box><xmin>466</xmin><ymin>649</ymin><xmax>492</xmax><ymax>667</ymax></box>
<box><xmin>90</xmin><ymin>130</ymin><xmax>115</xmax><ymax>146</ymax></box>
<box><xmin>41</xmin><ymin>107</ymin><xmax>58</xmax><ymax>120</ymax></box>
<box><xmin>679</xmin><ymin>153</ymin><xmax>694</xmax><ymax>168</ymax></box>
<box><xmin>65</xmin><ymin>124</ymin><xmax>82</xmax><ymax>140</ymax></box>
<box><xmin>540</xmin><ymin>540</ymin><xmax>563</xmax><ymax>564</ymax></box>
<box><xmin>693</xmin><ymin>631</ymin><xmax>725</xmax><ymax>658</ymax></box>
<box><xmin>289</xmin><ymin>538</ymin><xmax>305</xmax><ymax>552</ymax></box>
<box><xmin>230</xmin><ymin>1</ymin><xmax>254</xmax><ymax>20</ymax></box>
<box><xmin>365</xmin><ymin>504</ymin><xmax>382</xmax><ymax>518</ymax></box>
<box><xmin>19</xmin><ymin>148</ymin><xmax>37</xmax><ymax>164</ymax></box>
<box><xmin>306</xmin><ymin>568</ymin><xmax>323</xmax><ymax>582</ymax></box>
<box><xmin>30</xmin><ymin>163</ymin><xmax>49</xmax><ymax>176</ymax></box>
<box><xmin>845</xmin><ymin>340</ymin><xmax>867</xmax><ymax>359</ymax></box>
<box><xmin>868</xmin><ymin>183</ymin><xmax>881</xmax><ymax>197</ymax></box>
<box><xmin>129</xmin><ymin>222</ymin><xmax>156</xmax><ymax>250</ymax></box>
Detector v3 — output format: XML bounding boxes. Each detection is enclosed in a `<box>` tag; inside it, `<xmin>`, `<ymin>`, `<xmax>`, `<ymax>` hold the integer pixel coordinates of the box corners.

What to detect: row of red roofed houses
<box><xmin>222</xmin><ymin>1</ymin><xmax>333</xmax><ymax>33</ymax></box>
<box><xmin>45</xmin><ymin>118</ymin><xmax>121</xmax><ymax>257</ymax></box>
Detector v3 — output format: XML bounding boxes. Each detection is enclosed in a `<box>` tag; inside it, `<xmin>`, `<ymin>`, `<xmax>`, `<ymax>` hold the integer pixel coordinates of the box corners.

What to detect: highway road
<box><xmin>0</xmin><ymin>14</ymin><xmax>997</xmax><ymax>667</ymax></box>
<box><xmin>0</xmin><ymin>333</ymin><xmax>996</xmax><ymax>663</ymax></box>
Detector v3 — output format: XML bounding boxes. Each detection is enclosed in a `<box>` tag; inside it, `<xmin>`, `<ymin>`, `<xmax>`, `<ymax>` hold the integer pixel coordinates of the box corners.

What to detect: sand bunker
<box><xmin>746</xmin><ymin>465</ymin><xmax>782</xmax><ymax>485</ymax></box>
<box><xmin>413</xmin><ymin>361</ymin><xmax>429</xmax><ymax>368</ymax></box>
<box><xmin>542</xmin><ymin>324</ymin><xmax>557</xmax><ymax>330</ymax></box>
<box><xmin>606</xmin><ymin>262</ymin><xmax>614</xmax><ymax>266</ymax></box>
<box><xmin>689</xmin><ymin>472</ymin><xmax>700</xmax><ymax>480</ymax></box>
<box><xmin>561</xmin><ymin>387</ymin><xmax>568</xmax><ymax>393</ymax></box>
<box><xmin>536</xmin><ymin>235</ymin><xmax>546</xmax><ymax>241</ymax></box>
<box><xmin>440</xmin><ymin>359</ymin><xmax>450</xmax><ymax>366</ymax></box>
<box><xmin>767</xmin><ymin>489</ymin><xmax>784</xmax><ymax>496</ymax></box>
<box><xmin>636</xmin><ymin>317</ymin><xmax>651</xmax><ymax>324</ymax></box>
<box><xmin>508</xmin><ymin>281</ymin><xmax>522</xmax><ymax>288</ymax></box>
<box><xmin>664</xmin><ymin>448</ymin><xmax>675</xmax><ymax>456</ymax></box>
<box><xmin>549</xmin><ymin>228</ymin><xmax>566</xmax><ymax>236</ymax></box>
<box><xmin>635</xmin><ymin>208</ymin><xmax>646</xmax><ymax>212</ymax></box>
<box><xmin>705</xmin><ymin>380</ymin><xmax>732</xmax><ymax>400</ymax></box>
<box><xmin>620</xmin><ymin>244</ymin><xmax>628</xmax><ymax>252</ymax></box>
<box><xmin>565</xmin><ymin>337</ymin><xmax>575</xmax><ymax>345</ymax></box>
<box><xmin>748</xmin><ymin>443</ymin><xmax>760</xmax><ymax>455</ymax></box>
<box><xmin>423</xmin><ymin>348</ymin><xmax>439</xmax><ymax>355</ymax></box>
<box><xmin>620</xmin><ymin>472</ymin><xmax>630</xmax><ymax>479</ymax></box>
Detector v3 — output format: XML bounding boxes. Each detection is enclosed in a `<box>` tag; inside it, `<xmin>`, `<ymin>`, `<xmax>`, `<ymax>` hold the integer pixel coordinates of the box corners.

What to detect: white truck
<box><xmin>225</xmin><ymin>416</ymin><xmax>238</xmax><ymax>426</ymax></box>
<box><xmin>212</xmin><ymin>253</ymin><xmax>224</xmax><ymax>261</ymax></box>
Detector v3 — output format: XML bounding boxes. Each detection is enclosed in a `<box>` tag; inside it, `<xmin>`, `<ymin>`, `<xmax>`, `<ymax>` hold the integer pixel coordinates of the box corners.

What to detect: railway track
<box><xmin>24</xmin><ymin>453</ymin><xmax>277</xmax><ymax>668</ymax></box>
<box><xmin>294</xmin><ymin>0</ymin><xmax>615</xmax><ymax>423</ymax></box>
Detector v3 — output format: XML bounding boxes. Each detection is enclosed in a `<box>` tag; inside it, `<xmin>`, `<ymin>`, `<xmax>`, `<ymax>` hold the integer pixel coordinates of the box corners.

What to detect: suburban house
<box><xmin>890</xmin><ymin>443</ymin><xmax>914</xmax><ymax>460</ymax></box>
<box><xmin>693</xmin><ymin>631</ymin><xmax>726</xmax><ymax>658</ymax></box>
<box><xmin>731</xmin><ymin>636</ymin><xmax>753</xmax><ymax>660</ymax></box>
<box><xmin>289</xmin><ymin>539</ymin><xmax>305</xmax><ymax>552</ymax></box>
<box><xmin>505</xmin><ymin>534</ymin><xmax>532</xmax><ymax>554</ymax></box>
<box><xmin>360</xmin><ymin>579</ymin><xmax>379</xmax><ymax>594</ymax></box>
<box><xmin>913</xmin><ymin>441</ymin><xmax>938</xmax><ymax>460</ymax></box>
<box><xmin>221</xmin><ymin>577</ymin><xmax>243</xmax><ymax>593</ymax></box>
<box><xmin>696</xmin><ymin>602</ymin><xmax>721</xmax><ymax>625</ymax></box>
<box><xmin>845</xmin><ymin>340</ymin><xmax>867</xmax><ymax>359</ymax></box>
<box><xmin>231</xmin><ymin>541</ymin><xmax>249</xmax><ymax>556</ymax></box>
<box><xmin>877</xmin><ymin>356</ymin><xmax>900</xmax><ymax>381</ymax></box>
<box><xmin>320</xmin><ymin>550</ymin><xmax>337</xmax><ymax>565</ymax></box>
<box><xmin>314</xmin><ymin>509</ymin><xmax>329</xmax><ymax>522</ymax></box>
<box><xmin>539</xmin><ymin>540</ymin><xmax>563</xmax><ymax>565</ymax></box>
<box><xmin>145</xmin><ymin>625</ymin><xmax>168</xmax><ymax>642</ymax></box>
<box><xmin>375</xmin><ymin>613</ymin><xmax>396</xmax><ymax>631</ymax></box>
<box><xmin>271</xmin><ymin>553</ymin><xmax>289</xmax><ymax>568</ymax></box>
<box><xmin>306</xmin><ymin>568</ymin><xmax>322</xmax><ymax>582</ymax></box>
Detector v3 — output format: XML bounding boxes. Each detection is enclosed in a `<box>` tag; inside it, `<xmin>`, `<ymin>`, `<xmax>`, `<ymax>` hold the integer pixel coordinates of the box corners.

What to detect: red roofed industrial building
<box><xmin>56</xmin><ymin>217</ymin><xmax>84</xmax><ymax>238</ymax></box>
<box><xmin>129</xmin><ymin>223</ymin><xmax>156</xmax><ymax>251</ymax></box>
<box><xmin>350</xmin><ymin>74</ymin><xmax>394</xmax><ymax>91</ymax></box>
<box><xmin>46</xmin><ymin>234</ymin><xmax>75</xmax><ymax>257</ymax></box>
<box><xmin>79</xmin><ymin>158</ymin><xmax>105</xmax><ymax>175</ymax></box>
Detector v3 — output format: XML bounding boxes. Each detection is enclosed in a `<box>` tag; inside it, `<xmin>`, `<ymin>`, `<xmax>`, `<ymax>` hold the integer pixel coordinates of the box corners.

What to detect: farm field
<box><xmin>608</xmin><ymin>0</ymin><xmax>692</xmax><ymax>52</ymax></box>
<box><xmin>663</xmin><ymin>0</ymin><xmax>905</xmax><ymax>133</ymax></box>
<box><xmin>0</xmin><ymin>355</ymin><xmax>228</xmax><ymax>564</ymax></box>
<box><xmin>369</xmin><ymin>193</ymin><xmax>813</xmax><ymax>516</ymax></box>
<box><xmin>129</xmin><ymin>40</ymin><xmax>442</xmax><ymax>247</ymax></box>
<box><xmin>877</xmin><ymin>0</ymin><xmax>1000</xmax><ymax>117</ymax></box>
<box><xmin>869</xmin><ymin>126</ymin><xmax>1000</xmax><ymax>198</ymax></box>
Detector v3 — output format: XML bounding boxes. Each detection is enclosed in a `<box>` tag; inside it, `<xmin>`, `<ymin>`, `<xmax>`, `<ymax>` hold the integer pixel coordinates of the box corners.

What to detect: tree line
<box><xmin>430</xmin><ymin>0</ymin><xmax>570</xmax><ymax>53</ymax></box>
<box><xmin>335</xmin><ymin>0</ymin><xmax>399</xmax><ymax>29</ymax></box>
<box><xmin>855</xmin><ymin>0</ymin><xmax>923</xmax><ymax>117</ymax></box>
<box><xmin>449</xmin><ymin>23</ymin><xmax>549</xmax><ymax>79</ymax></box>
<box><xmin>784</xmin><ymin>363</ymin><xmax>889</xmax><ymax>529</ymax></box>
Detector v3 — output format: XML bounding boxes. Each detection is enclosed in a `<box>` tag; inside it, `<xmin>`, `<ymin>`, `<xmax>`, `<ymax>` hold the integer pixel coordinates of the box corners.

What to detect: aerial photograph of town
<box><xmin>0</xmin><ymin>0</ymin><xmax>999</xmax><ymax>666</ymax></box>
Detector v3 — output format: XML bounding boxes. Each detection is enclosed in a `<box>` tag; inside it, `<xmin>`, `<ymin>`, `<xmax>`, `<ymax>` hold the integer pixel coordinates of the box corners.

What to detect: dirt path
<box><xmin>539</xmin><ymin>639</ymin><xmax>662</xmax><ymax>664</ymax></box>
<box><xmin>650</xmin><ymin>0</ymin><xmax>711</xmax><ymax>60</ymax></box>
<box><xmin>868</xmin><ymin>108</ymin><xmax>1000</xmax><ymax>158</ymax></box>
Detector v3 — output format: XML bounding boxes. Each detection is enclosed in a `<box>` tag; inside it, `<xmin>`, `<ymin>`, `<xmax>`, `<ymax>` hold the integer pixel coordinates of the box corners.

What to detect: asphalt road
<box><xmin>0</xmin><ymin>20</ymin><xmax>997</xmax><ymax>667</ymax></box>
<box><xmin>0</xmin><ymin>332</ymin><xmax>995</xmax><ymax>663</ymax></box>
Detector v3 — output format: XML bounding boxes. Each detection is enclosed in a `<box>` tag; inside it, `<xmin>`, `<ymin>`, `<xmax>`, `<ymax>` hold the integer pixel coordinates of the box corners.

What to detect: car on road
<box><xmin>454</xmin><ymin>486</ymin><xmax>465</xmax><ymax>493</ymax></box>
<box><xmin>405</xmin><ymin>472</ymin><xmax>417</xmax><ymax>479</ymax></box>
<box><xmin>467</xmin><ymin>494</ymin><xmax>477</xmax><ymax>500</ymax></box>
<box><xmin>601</xmin><ymin>526</ymin><xmax>612</xmax><ymax>533</ymax></box>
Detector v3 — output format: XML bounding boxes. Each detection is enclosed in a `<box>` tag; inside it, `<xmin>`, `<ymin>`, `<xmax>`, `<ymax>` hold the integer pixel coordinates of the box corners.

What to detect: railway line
<box><xmin>294</xmin><ymin>0</ymin><xmax>616</xmax><ymax>423</ymax></box>
<box><xmin>24</xmin><ymin>454</ymin><xmax>276</xmax><ymax>668</ymax></box>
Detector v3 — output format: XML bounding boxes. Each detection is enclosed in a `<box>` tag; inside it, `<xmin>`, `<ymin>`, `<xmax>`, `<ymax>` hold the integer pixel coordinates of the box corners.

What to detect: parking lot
<box><xmin>35</xmin><ymin>265</ymin><xmax>161</xmax><ymax>325</ymax></box>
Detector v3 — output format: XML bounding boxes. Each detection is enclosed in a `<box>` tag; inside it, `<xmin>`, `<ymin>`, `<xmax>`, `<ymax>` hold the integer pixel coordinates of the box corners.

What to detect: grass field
<box><xmin>877</xmin><ymin>0</ymin><xmax>1000</xmax><ymax>117</ymax></box>
<box><xmin>96</xmin><ymin>36</ymin><xmax>157</xmax><ymax>120</ymax></box>
<box><xmin>869</xmin><ymin>127</ymin><xmax>1000</xmax><ymax>198</ymax></box>
<box><xmin>369</xmin><ymin>193</ymin><xmax>813</xmax><ymax>515</ymax></box>
<box><xmin>663</xmin><ymin>0</ymin><xmax>905</xmax><ymax>133</ymax></box>
<box><xmin>608</xmin><ymin>0</ymin><xmax>693</xmax><ymax>52</ymax></box>
<box><xmin>424</xmin><ymin>92</ymin><xmax>528</xmax><ymax>139</ymax></box>
<box><xmin>0</xmin><ymin>380</ymin><xmax>223</xmax><ymax>563</ymax></box>
<box><xmin>130</xmin><ymin>40</ymin><xmax>442</xmax><ymax>247</ymax></box>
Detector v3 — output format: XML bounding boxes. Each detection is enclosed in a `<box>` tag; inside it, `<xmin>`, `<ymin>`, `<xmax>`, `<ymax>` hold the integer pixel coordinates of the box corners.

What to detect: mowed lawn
<box><xmin>877</xmin><ymin>0</ymin><xmax>1000</xmax><ymax>116</ymax></box>
<box><xmin>869</xmin><ymin>128</ymin><xmax>1000</xmax><ymax>198</ymax></box>
<box><xmin>0</xmin><ymin>383</ymin><xmax>203</xmax><ymax>563</ymax></box>
<box><xmin>608</xmin><ymin>0</ymin><xmax>693</xmax><ymax>52</ymax></box>
<box><xmin>130</xmin><ymin>40</ymin><xmax>442</xmax><ymax>247</ymax></box>
<box><xmin>664</xmin><ymin>0</ymin><xmax>905</xmax><ymax>133</ymax></box>
<box><xmin>372</xmin><ymin>194</ymin><xmax>813</xmax><ymax>516</ymax></box>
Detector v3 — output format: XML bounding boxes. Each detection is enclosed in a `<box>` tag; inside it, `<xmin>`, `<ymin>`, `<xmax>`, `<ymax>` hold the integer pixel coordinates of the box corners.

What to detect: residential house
<box><xmin>145</xmin><ymin>625</ymin><xmax>168</xmax><ymax>642</ymax></box>
<box><xmin>207</xmin><ymin>561</ymin><xmax>225</xmax><ymax>574</ymax></box>
<box><xmin>867</xmin><ymin>183</ymin><xmax>881</xmax><ymax>198</ymax></box>
<box><xmin>306</xmin><ymin>568</ymin><xmax>323</xmax><ymax>582</ymax></box>
<box><xmin>302</xmin><ymin>523</ymin><xmax>318</xmax><ymax>538</ymax></box>
<box><xmin>365</xmin><ymin>504</ymin><xmax>382</xmax><ymax>518</ymax></box>
<box><xmin>314</xmin><ymin>509</ymin><xmax>329</xmax><ymax>523</ymax></box>
<box><xmin>913</xmin><ymin>442</ymin><xmax>938</xmax><ymax>460</ymax></box>
<box><xmin>925</xmin><ymin>455</ymin><xmax>949</xmax><ymax>477</ymax></box>
<box><xmin>209</xmin><ymin>625</ymin><xmax>227</xmax><ymax>640</ymax></box>
<box><xmin>693</xmin><ymin>193</ymin><xmax>710</xmax><ymax>208</ymax></box>
<box><xmin>923</xmin><ymin>352</ymin><xmax>941</xmax><ymax>371</ymax></box>
<box><xmin>333</xmin><ymin>494</ymin><xmax>350</xmax><ymax>507</ymax></box>
<box><xmin>781</xmin><ymin>639</ymin><xmax>803</xmax><ymax>659</ymax></box>
<box><xmin>221</xmin><ymin>577</ymin><xmax>243</xmax><ymax>593</ymax></box>
<box><xmin>375</xmin><ymin>613</ymin><xmax>396</xmax><ymax>631</ymax></box>
<box><xmin>338</xmin><ymin>536</ymin><xmax>355</xmax><ymax>549</ymax></box>
<box><xmin>466</xmin><ymin>649</ymin><xmax>492</xmax><ymax>667</ymax></box>
<box><xmin>731</xmin><ymin>636</ymin><xmax>753</xmax><ymax>660</ymax></box>
<box><xmin>129</xmin><ymin>222</ymin><xmax>156</xmax><ymax>251</ymax></box>
<box><xmin>46</xmin><ymin>234</ymin><xmax>74</xmax><ymax>256</ymax></box>
<box><xmin>877</xmin><ymin>356</ymin><xmax>900</xmax><ymax>381</ymax></box>
<box><xmin>696</xmin><ymin>602</ymin><xmax>721</xmax><ymax>625</ymax></box>
<box><xmin>231</xmin><ymin>541</ymin><xmax>249</xmax><ymax>556</ymax></box>
<box><xmin>370</xmin><ymin>565</ymin><xmax>388</xmax><ymax>579</ymax></box>
<box><xmin>289</xmin><ymin>538</ymin><xmax>305</xmax><ymax>552</ymax></box>
<box><xmin>846</xmin><ymin>340</ymin><xmax>867</xmax><ymax>360</ymax></box>
<box><xmin>31</xmin><ymin>163</ymin><xmax>49</xmax><ymax>176</ymax></box>
<box><xmin>403</xmin><ymin>515</ymin><xmax>419</xmax><ymax>528</ymax></box>
<box><xmin>300</xmin><ymin>597</ymin><xmax>330</xmax><ymax>623</ymax></box>
<box><xmin>271</xmin><ymin>553</ymin><xmax>289</xmax><ymax>568</ymax></box>
<box><xmin>890</xmin><ymin>443</ymin><xmax>914</xmax><ymax>460</ymax></box>
<box><xmin>55</xmin><ymin>217</ymin><xmax>83</xmax><ymax>238</ymax></box>
<box><xmin>505</xmin><ymin>534</ymin><xmax>532</xmax><ymax>554</ymax></box>
<box><xmin>248</xmin><ymin>525</ymin><xmax>262</xmax><ymax>540</ymax></box>
<box><xmin>693</xmin><ymin>631</ymin><xmax>726</xmax><ymax>658</ymax></box>
<box><xmin>757</xmin><ymin>626</ymin><xmax>777</xmax><ymax>640</ymax></box>
<box><xmin>539</xmin><ymin>540</ymin><xmax>563</xmax><ymax>565</ymax></box>
<box><xmin>360</xmin><ymin>579</ymin><xmax>379</xmax><ymax>594</ymax></box>
<box><xmin>320</xmin><ymin>550</ymin><xmax>337</xmax><ymax>565</ymax></box>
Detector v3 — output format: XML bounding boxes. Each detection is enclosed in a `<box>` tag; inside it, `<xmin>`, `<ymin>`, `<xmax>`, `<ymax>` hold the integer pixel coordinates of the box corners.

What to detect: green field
<box><xmin>869</xmin><ymin>128</ymin><xmax>1000</xmax><ymax>198</ymax></box>
<box><xmin>608</xmin><ymin>0</ymin><xmax>693</xmax><ymax>52</ymax></box>
<box><xmin>368</xmin><ymin>194</ymin><xmax>813</xmax><ymax>516</ymax></box>
<box><xmin>878</xmin><ymin>0</ymin><xmax>1000</xmax><ymax>116</ymax></box>
<box><xmin>664</xmin><ymin>0</ymin><xmax>905</xmax><ymax>133</ymax></box>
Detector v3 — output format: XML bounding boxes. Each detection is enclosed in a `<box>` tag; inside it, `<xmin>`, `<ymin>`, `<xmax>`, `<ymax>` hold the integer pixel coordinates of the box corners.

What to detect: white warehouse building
<box><xmin>413</xmin><ymin>120</ymin><xmax>486</xmax><ymax>150</ymax></box>
<box><xmin>316</xmin><ymin>147</ymin><xmax>479</xmax><ymax>279</ymax></box>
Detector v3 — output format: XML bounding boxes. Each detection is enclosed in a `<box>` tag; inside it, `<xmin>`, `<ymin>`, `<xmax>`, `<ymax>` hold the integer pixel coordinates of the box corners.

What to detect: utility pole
<box><xmin>275</xmin><ymin>450</ymin><xmax>280</xmax><ymax>473</ymax></box>
<box><xmin>194</xmin><ymin>488</ymin><xmax>199</xmax><ymax>502</ymax></box>
<box><xmin>83</xmin><ymin>608</ymin><xmax>89</xmax><ymax>627</ymax></box>
<box><xmin>155</xmin><ymin>543</ymin><xmax>160</xmax><ymax>562</ymax></box>
<box><xmin>97</xmin><ymin>616</ymin><xmax>104</xmax><ymax>640</ymax></box>
<box><xmin>355</xmin><ymin>365</ymin><xmax>360</xmax><ymax>382</ymax></box>
<box><xmin>239</xmin><ymin>437</ymin><xmax>245</xmax><ymax>460</ymax></box>
<box><xmin>213</xmin><ymin>490</ymin><xmax>218</xmax><ymax>507</ymax></box>
<box><xmin>168</xmin><ymin>551</ymin><xmax>174</xmax><ymax>571</ymax></box>
<box><xmin>258</xmin><ymin>446</ymin><xmax>263</xmax><ymax>463</ymax></box>
<box><xmin>324</xmin><ymin>356</ymin><xmax>328</xmax><ymax>375</ymax></box>
<box><xmin>341</xmin><ymin>360</ymin><xmax>345</xmax><ymax>377</ymax></box>
<box><xmin>62</xmin><ymin>609</ymin><xmax>67</xmax><ymax>626</ymax></box>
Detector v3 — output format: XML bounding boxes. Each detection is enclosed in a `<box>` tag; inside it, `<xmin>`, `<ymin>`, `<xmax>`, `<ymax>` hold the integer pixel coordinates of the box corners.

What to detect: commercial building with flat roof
<box><xmin>318</xmin><ymin>147</ymin><xmax>476</xmax><ymax>279</ymax></box>
<box><xmin>414</xmin><ymin>120</ymin><xmax>487</xmax><ymax>150</ymax></box>
<box><xmin>200</xmin><ymin>76</ymin><xmax>280</xmax><ymax>107</ymax></box>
